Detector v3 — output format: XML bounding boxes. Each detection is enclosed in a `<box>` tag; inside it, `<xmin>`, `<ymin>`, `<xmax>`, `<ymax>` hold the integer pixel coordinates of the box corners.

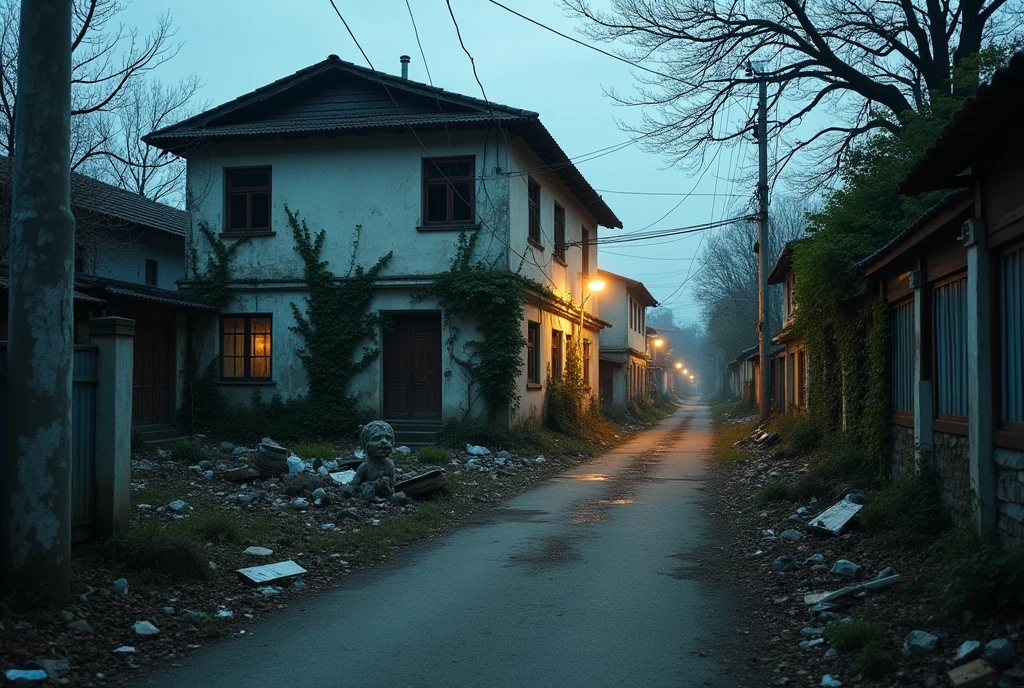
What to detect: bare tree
<box><xmin>93</xmin><ymin>75</ymin><xmax>203</xmax><ymax>207</ymax></box>
<box><xmin>562</xmin><ymin>0</ymin><xmax>1023</xmax><ymax>184</ymax></box>
<box><xmin>694</xmin><ymin>195</ymin><xmax>809</xmax><ymax>360</ymax></box>
<box><xmin>0</xmin><ymin>0</ymin><xmax>180</xmax><ymax>170</ymax></box>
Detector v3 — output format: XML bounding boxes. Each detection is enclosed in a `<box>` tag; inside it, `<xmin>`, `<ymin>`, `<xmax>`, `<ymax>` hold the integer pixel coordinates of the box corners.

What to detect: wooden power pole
<box><xmin>749</xmin><ymin>62</ymin><xmax>770</xmax><ymax>421</ymax></box>
<box><xmin>2</xmin><ymin>0</ymin><xmax>75</xmax><ymax>605</ymax></box>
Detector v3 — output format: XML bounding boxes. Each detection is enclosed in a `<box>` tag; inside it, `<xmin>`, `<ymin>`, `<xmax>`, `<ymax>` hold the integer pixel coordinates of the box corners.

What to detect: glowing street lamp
<box><xmin>675</xmin><ymin>362</ymin><xmax>683</xmax><ymax>369</ymax></box>
<box><xmin>653</xmin><ymin>338</ymin><xmax>664</xmax><ymax>348</ymax></box>
<box><xmin>579</xmin><ymin>279</ymin><xmax>605</xmax><ymax>340</ymax></box>
<box><xmin>683</xmin><ymin>368</ymin><xmax>689</xmax><ymax>375</ymax></box>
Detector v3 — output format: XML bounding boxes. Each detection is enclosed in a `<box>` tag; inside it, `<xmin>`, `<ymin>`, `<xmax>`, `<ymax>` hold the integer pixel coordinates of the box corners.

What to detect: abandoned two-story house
<box><xmin>144</xmin><ymin>55</ymin><xmax>621</xmax><ymax>432</ymax></box>
<box><xmin>597</xmin><ymin>269</ymin><xmax>658</xmax><ymax>407</ymax></box>
<box><xmin>767</xmin><ymin>239</ymin><xmax>809</xmax><ymax>413</ymax></box>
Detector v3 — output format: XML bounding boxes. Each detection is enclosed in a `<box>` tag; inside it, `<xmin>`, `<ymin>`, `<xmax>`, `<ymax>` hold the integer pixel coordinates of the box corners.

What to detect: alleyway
<box><xmin>136</xmin><ymin>406</ymin><xmax>743</xmax><ymax>688</ymax></box>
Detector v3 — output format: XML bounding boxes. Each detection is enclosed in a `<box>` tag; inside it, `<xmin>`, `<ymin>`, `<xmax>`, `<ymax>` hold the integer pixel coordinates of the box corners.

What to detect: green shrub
<box><xmin>416</xmin><ymin>445</ymin><xmax>451</xmax><ymax>465</ymax></box>
<box><xmin>295</xmin><ymin>442</ymin><xmax>336</xmax><ymax>460</ymax></box>
<box><xmin>171</xmin><ymin>439</ymin><xmax>208</xmax><ymax>465</ymax></box>
<box><xmin>810</xmin><ymin>443</ymin><xmax>869</xmax><ymax>482</ymax></box>
<box><xmin>785</xmin><ymin>416</ymin><xmax>822</xmax><ymax>453</ymax></box>
<box><xmin>859</xmin><ymin>470</ymin><xmax>946</xmax><ymax>547</ymax></box>
<box><xmin>603</xmin><ymin>404</ymin><xmax>631</xmax><ymax>425</ymax></box>
<box><xmin>172</xmin><ymin>510</ymin><xmax>252</xmax><ymax>544</ymax></box>
<box><xmin>106</xmin><ymin>520</ymin><xmax>165</xmax><ymax>561</ymax></box>
<box><xmin>855</xmin><ymin>641</ymin><xmax>894</xmax><ymax>679</ymax></box>
<box><xmin>754</xmin><ymin>481</ymin><xmax>792</xmax><ymax>503</ymax></box>
<box><xmin>826</xmin><ymin>617</ymin><xmax>883</xmax><ymax>651</ymax></box>
<box><xmin>934</xmin><ymin>531</ymin><xmax>1024</xmax><ymax>619</ymax></box>
<box><xmin>793</xmin><ymin>474</ymin><xmax>831</xmax><ymax>501</ymax></box>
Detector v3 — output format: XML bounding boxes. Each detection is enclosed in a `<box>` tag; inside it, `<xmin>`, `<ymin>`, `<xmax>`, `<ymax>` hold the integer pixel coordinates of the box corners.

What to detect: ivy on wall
<box><xmin>425</xmin><ymin>231</ymin><xmax>526</xmax><ymax>420</ymax></box>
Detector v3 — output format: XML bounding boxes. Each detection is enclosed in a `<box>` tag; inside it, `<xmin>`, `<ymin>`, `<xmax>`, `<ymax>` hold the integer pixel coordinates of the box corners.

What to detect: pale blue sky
<box><xmin>123</xmin><ymin>0</ymin><xmax>764</xmax><ymax>325</ymax></box>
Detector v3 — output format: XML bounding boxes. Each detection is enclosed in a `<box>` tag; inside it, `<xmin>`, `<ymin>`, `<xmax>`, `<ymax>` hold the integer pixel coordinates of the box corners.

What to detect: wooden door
<box><xmin>133</xmin><ymin>318</ymin><xmax>172</xmax><ymax>425</ymax></box>
<box><xmin>383</xmin><ymin>313</ymin><xmax>442</xmax><ymax>421</ymax></box>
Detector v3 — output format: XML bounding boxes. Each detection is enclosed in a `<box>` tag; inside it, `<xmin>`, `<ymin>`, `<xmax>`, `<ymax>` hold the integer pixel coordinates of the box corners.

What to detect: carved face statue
<box><xmin>360</xmin><ymin>421</ymin><xmax>394</xmax><ymax>460</ymax></box>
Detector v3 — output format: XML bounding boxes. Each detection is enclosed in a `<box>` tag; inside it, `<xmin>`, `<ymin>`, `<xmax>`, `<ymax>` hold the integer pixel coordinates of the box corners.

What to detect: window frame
<box><xmin>421</xmin><ymin>156</ymin><xmax>476</xmax><ymax>227</ymax></box>
<box><xmin>220</xmin><ymin>314</ymin><xmax>274</xmax><ymax>382</ymax></box>
<box><xmin>145</xmin><ymin>259</ymin><xmax>159</xmax><ymax>286</ymax></box>
<box><xmin>997</xmin><ymin>240</ymin><xmax>1024</xmax><ymax>447</ymax></box>
<box><xmin>527</xmin><ymin>177</ymin><xmax>542</xmax><ymax>248</ymax></box>
<box><xmin>551</xmin><ymin>329</ymin><xmax>563</xmax><ymax>380</ymax></box>
<box><xmin>553</xmin><ymin>202</ymin><xmax>566</xmax><ymax>263</ymax></box>
<box><xmin>527</xmin><ymin>321</ymin><xmax>541</xmax><ymax>387</ymax></box>
<box><xmin>931</xmin><ymin>272</ymin><xmax>968</xmax><ymax>431</ymax></box>
<box><xmin>224</xmin><ymin>166</ymin><xmax>272</xmax><ymax>234</ymax></box>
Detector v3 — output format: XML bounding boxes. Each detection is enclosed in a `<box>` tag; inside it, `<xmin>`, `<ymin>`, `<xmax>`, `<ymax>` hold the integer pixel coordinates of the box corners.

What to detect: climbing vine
<box><xmin>186</xmin><ymin>222</ymin><xmax>249</xmax><ymax>309</ymax></box>
<box><xmin>546</xmin><ymin>331</ymin><xmax>594</xmax><ymax>434</ymax></box>
<box><xmin>425</xmin><ymin>231</ymin><xmax>526</xmax><ymax>419</ymax></box>
<box><xmin>287</xmin><ymin>207</ymin><xmax>392</xmax><ymax>435</ymax></box>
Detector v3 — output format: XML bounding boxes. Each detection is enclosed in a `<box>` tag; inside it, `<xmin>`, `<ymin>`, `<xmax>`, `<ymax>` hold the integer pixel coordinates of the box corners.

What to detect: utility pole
<box><xmin>749</xmin><ymin>62</ymin><xmax>770</xmax><ymax>420</ymax></box>
<box><xmin>2</xmin><ymin>0</ymin><xmax>75</xmax><ymax>606</ymax></box>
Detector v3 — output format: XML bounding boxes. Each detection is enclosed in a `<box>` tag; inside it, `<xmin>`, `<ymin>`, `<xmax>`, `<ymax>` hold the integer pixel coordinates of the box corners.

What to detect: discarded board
<box><xmin>336</xmin><ymin>457</ymin><xmax>364</xmax><ymax>470</ymax></box>
<box><xmin>804</xmin><ymin>574</ymin><xmax>901</xmax><ymax>606</ymax></box>
<box><xmin>224</xmin><ymin>466</ymin><xmax>261</xmax><ymax>483</ymax></box>
<box><xmin>948</xmin><ymin>659</ymin><xmax>1000</xmax><ymax>688</ymax></box>
<box><xmin>807</xmin><ymin>500</ymin><xmax>864</xmax><ymax>536</ymax></box>
<box><xmin>329</xmin><ymin>469</ymin><xmax>357</xmax><ymax>485</ymax></box>
<box><xmin>237</xmin><ymin>560</ymin><xmax>307</xmax><ymax>585</ymax></box>
<box><xmin>395</xmin><ymin>469</ymin><xmax>446</xmax><ymax>499</ymax></box>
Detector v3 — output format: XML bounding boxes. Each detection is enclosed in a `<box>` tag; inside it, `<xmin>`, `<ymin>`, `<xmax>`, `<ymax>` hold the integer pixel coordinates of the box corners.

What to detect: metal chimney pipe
<box><xmin>400</xmin><ymin>55</ymin><xmax>410</xmax><ymax>79</ymax></box>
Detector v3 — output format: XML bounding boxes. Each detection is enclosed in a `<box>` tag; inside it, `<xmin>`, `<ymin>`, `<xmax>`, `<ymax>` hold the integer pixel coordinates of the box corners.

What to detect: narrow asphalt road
<box><xmin>136</xmin><ymin>405</ymin><xmax>741</xmax><ymax>688</ymax></box>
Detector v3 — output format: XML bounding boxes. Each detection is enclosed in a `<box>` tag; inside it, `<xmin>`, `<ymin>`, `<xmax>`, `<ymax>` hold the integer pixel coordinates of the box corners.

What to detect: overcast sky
<box><xmin>123</xmin><ymin>0</ymin><xmax>767</xmax><ymax>326</ymax></box>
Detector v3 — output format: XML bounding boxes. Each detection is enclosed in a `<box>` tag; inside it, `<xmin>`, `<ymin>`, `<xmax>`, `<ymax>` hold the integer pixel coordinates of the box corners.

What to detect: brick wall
<box><xmin>995</xmin><ymin>447</ymin><xmax>1024</xmax><ymax>546</ymax></box>
<box><xmin>932</xmin><ymin>432</ymin><xmax>972</xmax><ymax>528</ymax></box>
<box><xmin>891</xmin><ymin>425</ymin><xmax>916</xmax><ymax>479</ymax></box>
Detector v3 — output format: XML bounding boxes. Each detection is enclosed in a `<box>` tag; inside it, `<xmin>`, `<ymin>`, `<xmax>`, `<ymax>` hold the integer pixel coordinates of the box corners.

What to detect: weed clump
<box><xmin>171</xmin><ymin>439</ymin><xmax>208</xmax><ymax>465</ymax></box>
<box><xmin>859</xmin><ymin>470</ymin><xmax>946</xmax><ymax>547</ymax></box>
<box><xmin>754</xmin><ymin>481</ymin><xmax>793</xmax><ymax>503</ymax></box>
<box><xmin>295</xmin><ymin>442</ymin><xmax>335</xmax><ymax>460</ymax></box>
<box><xmin>416</xmin><ymin>445</ymin><xmax>451</xmax><ymax>465</ymax></box>
<box><xmin>933</xmin><ymin>530</ymin><xmax>1024</xmax><ymax>619</ymax></box>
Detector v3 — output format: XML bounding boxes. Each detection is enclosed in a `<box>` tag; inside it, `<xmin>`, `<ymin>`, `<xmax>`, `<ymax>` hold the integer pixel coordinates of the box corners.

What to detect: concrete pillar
<box><xmin>964</xmin><ymin>220</ymin><xmax>997</xmax><ymax>540</ymax></box>
<box><xmin>912</xmin><ymin>275</ymin><xmax>934</xmax><ymax>467</ymax></box>
<box><xmin>89</xmin><ymin>317</ymin><xmax>135</xmax><ymax>538</ymax></box>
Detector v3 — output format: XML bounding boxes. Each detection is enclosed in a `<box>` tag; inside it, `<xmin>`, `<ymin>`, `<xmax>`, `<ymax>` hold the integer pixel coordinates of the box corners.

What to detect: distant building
<box><xmin>596</xmin><ymin>269</ymin><xmax>658</xmax><ymax>407</ymax></box>
<box><xmin>767</xmin><ymin>239</ymin><xmax>808</xmax><ymax>412</ymax></box>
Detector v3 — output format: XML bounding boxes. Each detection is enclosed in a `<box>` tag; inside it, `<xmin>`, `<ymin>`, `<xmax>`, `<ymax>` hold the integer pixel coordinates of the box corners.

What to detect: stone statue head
<box><xmin>359</xmin><ymin>421</ymin><xmax>395</xmax><ymax>461</ymax></box>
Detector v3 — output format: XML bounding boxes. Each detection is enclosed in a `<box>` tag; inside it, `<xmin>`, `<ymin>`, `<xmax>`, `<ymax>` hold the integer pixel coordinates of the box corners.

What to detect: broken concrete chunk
<box><xmin>830</xmin><ymin>560</ymin><xmax>862</xmax><ymax>578</ymax></box>
<box><xmin>166</xmin><ymin>500</ymin><xmax>190</xmax><ymax>514</ymax></box>
<box><xmin>4</xmin><ymin>669</ymin><xmax>48</xmax><ymax>682</ymax></box>
<box><xmin>804</xmin><ymin>553</ymin><xmax>826</xmax><ymax>565</ymax></box>
<box><xmin>466</xmin><ymin>444</ymin><xmax>491</xmax><ymax>456</ymax></box>
<box><xmin>330</xmin><ymin>469</ymin><xmax>357</xmax><ymax>485</ymax></box>
<box><xmin>982</xmin><ymin>638</ymin><xmax>1015</xmax><ymax>668</ymax></box>
<box><xmin>31</xmin><ymin>658</ymin><xmax>70</xmax><ymax>679</ymax></box>
<box><xmin>947</xmin><ymin>659</ymin><xmax>1000</xmax><ymax>688</ymax></box>
<box><xmin>954</xmin><ymin>640</ymin><xmax>983</xmax><ymax>664</ymax></box>
<box><xmin>807</xmin><ymin>500</ymin><xmax>863</xmax><ymax>536</ymax></box>
<box><xmin>133</xmin><ymin>620</ymin><xmax>160</xmax><ymax>636</ymax></box>
<box><xmin>875</xmin><ymin>566</ymin><xmax>897</xmax><ymax>579</ymax></box>
<box><xmin>497</xmin><ymin>450</ymin><xmax>512</xmax><ymax>460</ymax></box>
<box><xmin>800</xmin><ymin>638</ymin><xmax>826</xmax><ymax>650</ymax></box>
<box><xmin>68</xmin><ymin>619</ymin><xmax>93</xmax><ymax>634</ymax></box>
<box><xmin>112</xmin><ymin>646</ymin><xmax>135</xmax><ymax>653</ymax></box>
<box><xmin>780</xmin><ymin>529</ymin><xmax>803</xmax><ymax>541</ymax></box>
<box><xmin>243</xmin><ymin>546</ymin><xmax>274</xmax><ymax>556</ymax></box>
<box><xmin>772</xmin><ymin>555</ymin><xmax>798</xmax><ymax>572</ymax></box>
<box><xmin>394</xmin><ymin>446</ymin><xmax>411</xmax><ymax>455</ymax></box>
<box><xmin>112</xmin><ymin>578</ymin><xmax>128</xmax><ymax>595</ymax></box>
<box><xmin>257</xmin><ymin>585</ymin><xmax>283</xmax><ymax>596</ymax></box>
<box><xmin>820</xmin><ymin>675</ymin><xmax>842</xmax><ymax>687</ymax></box>
<box><xmin>903</xmin><ymin>630</ymin><xmax>939</xmax><ymax>657</ymax></box>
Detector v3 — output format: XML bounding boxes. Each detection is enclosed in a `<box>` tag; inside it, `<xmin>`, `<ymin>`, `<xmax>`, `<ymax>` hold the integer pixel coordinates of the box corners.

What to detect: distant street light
<box><xmin>653</xmin><ymin>338</ymin><xmax>664</xmax><ymax>347</ymax></box>
<box><xmin>675</xmin><ymin>362</ymin><xmax>682</xmax><ymax>369</ymax></box>
<box><xmin>683</xmin><ymin>368</ymin><xmax>689</xmax><ymax>375</ymax></box>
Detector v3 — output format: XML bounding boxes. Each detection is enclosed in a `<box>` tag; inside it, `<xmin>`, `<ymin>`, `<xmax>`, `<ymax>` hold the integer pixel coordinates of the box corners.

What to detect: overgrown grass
<box><xmin>807</xmin><ymin>443</ymin><xmax>872</xmax><ymax>483</ymax></box>
<box><xmin>438</xmin><ymin>418</ymin><xmax>615</xmax><ymax>462</ymax></box>
<box><xmin>295</xmin><ymin>442</ymin><xmax>336</xmax><ymax>460</ymax></box>
<box><xmin>710</xmin><ymin>403</ymin><xmax>758</xmax><ymax>466</ymax></box>
<box><xmin>931</xmin><ymin>529</ymin><xmax>1024</xmax><ymax>619</ymax></box>
<box><xmin>171</xmin><ymin>439</ymin><xmax>208</xmax><ymax>465</ymax></box>
<box><xmin>826</xmin><ymin>617</ymin><xmax>883</xmax><ymax>651</ymax></box>
<box><xmin>196</xmin><ymin>616</ymin><xmax>232</xmax><ymax>638</ymax></box>
<box><xmin>855</xmin><ymin>641</ymin><xmax>894</xmax><ymax>679</ymax></box>
<box><xmin>859</xmin><ymin>470</ymin><xmax>946</xmax><ymax>547</ymax></box>
<box><xmin>106</xmin><ymin>520</ymin><xmax>165</xmax><ymax>562</ymax></box>
<box><xmin>754</xmin><ymin>480</ymin><xmax>793</xmax><ymax>503</ymax></box>
<box><xmin>415</xmin><ymin>445</ymin><xmax>451</xmax><ymax>465</ymax></box>
<box><xmin>783</xmin><ymin>416</ymin><xmax>822</xmax><ymax>453</ymax></box>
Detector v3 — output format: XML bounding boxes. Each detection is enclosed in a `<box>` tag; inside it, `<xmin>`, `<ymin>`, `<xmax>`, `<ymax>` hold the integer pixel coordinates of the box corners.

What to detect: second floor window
<box><xmin>423</xmin><ymin>157</ymin><xmax>475</xmax><ymax>225</ymax></box>
<box><xmin>528</xmin><ymin>177</ymin><xmax>541</xmax><ymax>245</ymax></box>
<box><xmin>145</xmin><ymin>259</ymin><xmax>159</xmax><ymax>286</ymax></box>
<box><xmin>553</xmin><ymin>203</ymin><xmax>566</xmax><ymax>261</ymax></box>
<box><xmin>225</xmin><ymin>167</ymin><xmax>271</xmax><ymax>233</ymax></box>
<box><xmin>527</xmin><ymin>321</ymin><xmax>540</xmax><ymax>384</ymax></box>
<box><xmin>551</xmin><ymin>329</ymin><xmax>563</xmax><ymax>379</ymax></box>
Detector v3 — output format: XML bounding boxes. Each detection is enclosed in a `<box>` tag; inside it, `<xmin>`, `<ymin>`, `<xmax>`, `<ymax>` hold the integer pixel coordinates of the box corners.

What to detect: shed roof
<box><xmin>0</xmin><ymin>155</ymin><xmax>186</xmax><ymax>237</ymax></box>
<box><xmin>597</xmin><ymin>269</ymin><xmax>659</xmax><ymax>307</ymax></box>
<box><xmin>901</xmin><ymin>52</ymin><xmax>1024</xmax><ymax>194</ymax></box>
<box><xmin>144</xmin><ymin>55</ymin><xmax>621</xmax><ymax>228</ymax></box>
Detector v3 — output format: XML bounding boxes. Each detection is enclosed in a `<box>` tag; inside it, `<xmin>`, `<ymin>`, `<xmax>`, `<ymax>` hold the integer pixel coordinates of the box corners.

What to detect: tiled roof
<box><xmin>597</xmin><ymin>268</ymin><xmax>659</xmax><ymax>307</ymax></box>
<box><xmin>901</xmin><ymin>51</ymin><xmax>1024</xmax><ymax>194</ymax></box>
<box><xmin>767</xmin><ymin>237</ymin><xmax>807</xmax><ymax>285</ymax></box>
<box><xmin>0</xmin><ymin>155</ymin><xmax>187</xmax><ymax>237</ymax></box>
<box><xmin>74</xmin><ymin>274</ymin><xmax>214</xmax><ymax>310</ymax></box>
<box><xmin>144</xmin><ymin>55</ymin><xmax>621</xmax><ymax>228</ymax></box>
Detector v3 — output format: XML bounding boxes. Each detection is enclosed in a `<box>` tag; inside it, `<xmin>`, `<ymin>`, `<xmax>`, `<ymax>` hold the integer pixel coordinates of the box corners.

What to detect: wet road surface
<box><xmin>136</xmin><ymin>405</ymin><xmax>740</xmax><ymax>688</ymax></box>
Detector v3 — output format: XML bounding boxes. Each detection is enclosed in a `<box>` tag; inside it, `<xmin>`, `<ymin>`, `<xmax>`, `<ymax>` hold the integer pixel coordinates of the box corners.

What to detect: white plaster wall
<box><xmin>92</xmin><ymin>229</ymin><xmax>185</xmax><ymax>289</ymax></box>
<box><xmin>599</xmin><ymin>278</ymin><xmax>629</xmax><ymax>350</ymax></box>
<box><xmin>186</xmin><ymin>131</ymin><xmax>509</xmax><ymax>282</ymax></box>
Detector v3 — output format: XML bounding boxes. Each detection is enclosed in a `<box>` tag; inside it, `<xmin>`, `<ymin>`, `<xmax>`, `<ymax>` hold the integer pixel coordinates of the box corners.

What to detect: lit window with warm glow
<box><xmin>221</xmin><ymin>314</ymin><xmax>273</xmax><ymax>381</ymax></box>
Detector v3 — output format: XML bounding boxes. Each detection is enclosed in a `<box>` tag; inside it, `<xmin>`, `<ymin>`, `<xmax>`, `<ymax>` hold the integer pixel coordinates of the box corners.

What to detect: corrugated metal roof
<box><xmin>901</xmin><ymin>51</ymin><xmax>1024</xmax><ymax>194</ymax></box>
<box><xmin>0</xmin><ymin>155</ymin><xmax>187</xmax><ymax>237</ymax></box>
<box><xmin>144</xmin><ymin>55</ymin><xmax>622</xmax><ymax>229</ymax></box>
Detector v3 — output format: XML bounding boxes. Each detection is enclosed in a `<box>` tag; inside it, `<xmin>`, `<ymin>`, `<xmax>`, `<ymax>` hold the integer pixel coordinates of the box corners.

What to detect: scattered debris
<box><xmin>237</xmin><ymin>560</ymin><xmax>307</xmax><ymax>585</ymax></box>
<box><xmin>394</xmin><ymin>470</ymin><xmax>446</xmax><ymax>498</ymax></box>
<box><xmin>954</xmin><ymin>641</ymin><xmax>983</xmax><ymax>664</ymax></box>
<box><xmin>224</xmin><ymin>466</ymin><xmax>260</xmax><ymax>483</ymax></box>
<box><xmin>803</xmin><ymin>574</ymin><xmax>901</xmax><ymax>605</ymax></box>
<box><xmin>806</xmin><ymin>500</ymin><xmax>863</xmax><ymax>536</ymax></box>
<box><xmin>820</xmin><ymin>675</ymin><xmax>843</xmax><ymax>687</ymax></box>
<box><xmin>829</xmin><ymin>559</ymin><xmax>862</xmax><ymax>578</ymax></box>
<box><xmin>68</xmin><ymin>619</ymin><xmax>92</xmax><ymax>634</ymax></box>
<box><xmin>465</xmin><ymin>444</ymin><xmax>491</xmax><ymax>456</ymax></box>
<box><xmin>982</xmin><ymin>639</ymin><xmax>1015</xmax><ymax>668</ymax></box>
<box><xmin>772</xmin><ymin>555</ymin><xmax>798</xmax><ymax>572</ymax></box>
<box><xmin>112</xmin><ymin>647</ymin><xmax>135</xmax><ymax>654</ymax></box>
<box><xmin>330</xmin><ymin>469</ymin><xmax>357</xmax><ymax>485</ymax></box>
<box><xmin>780</xmin><ymin>529</ymin><xmax>803</xmax><ymax>541</ymax></box>
<box><xmin>165</xmin><ymin>499</ymin><xmax>190</xmax><ymax>514</ymax></box>
<box><xmin>4</xmin><ymin>669</ymin><xmax>48</xmax><ymax>682</ymax></box>
<box><xmin>133</xmin><ymin>620</ymin><xmax>160</xmax><ymax>637</ymax></box>
<box><xmin>257</xmin><ymin>586</ymin><xmax>283</xmax><ymax>596</ymax></box>
<box><xmin>947</xmin><ymin>659</ymin><xmax>1000</xmax><ymax>688</ymax></box>
<box><xmin>243</xmin><ymin>546</ymin><xmax>274</xmax><ymax>557</ymax></box>
<box><xmin>903</xmin><ymin>630</ymin><xmax>940</xmax><ymax>657</ymax></box>
<box><xmin>801</xmin><ymin>638</ymin><xmax>827</xmax><ymax>650</ymax></box>
<box><xmin>112</xmin><ymin>578</ymin><xmax>128</xmax><ymax>595</ymax></box>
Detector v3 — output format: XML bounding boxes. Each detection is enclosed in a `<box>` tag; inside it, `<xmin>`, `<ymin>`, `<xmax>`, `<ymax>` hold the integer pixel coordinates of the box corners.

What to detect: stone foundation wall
<box><xmin>995</xmin><ymin>447</ymin><xmax>1024</xmax><ymax>546</ymax></box>
<box><xmin>932</xmin><ymin>432</ymin><xmax>972</xmax><ymax>528</ymax></box>
<box><xmin>891</xmin><ymin>425</ymin><xmax>916</xmax><ymax>479</ymax></box>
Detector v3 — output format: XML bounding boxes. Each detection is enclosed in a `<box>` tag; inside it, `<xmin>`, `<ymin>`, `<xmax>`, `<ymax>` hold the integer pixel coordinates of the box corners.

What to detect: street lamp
<box><xmin>653</xmin><ymin>338</ymin><xmax>664</xmax><ymax>347</ymax></box>
<box><xmin>579</xmin><ymin>279</ymin><xmax>605</xmax><ymax>339</ymax></box>
<box><xmin>675</xmin><ymin>362</ymin><xmax>683</xmax><ymax>369</ymax></box>
<box><xmin>683</xmin><ymin>368</ymin><xmax>689</xmax><ymax>375</ymax></box>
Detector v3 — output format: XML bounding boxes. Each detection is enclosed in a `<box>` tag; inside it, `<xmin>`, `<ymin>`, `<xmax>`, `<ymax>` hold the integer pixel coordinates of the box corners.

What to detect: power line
<box><xmin>595</xmin><ymin>189</ymin><xmax>750</xmax><ymax>197</ymax></box>
<box><xmin>484</xmin><ymin>0</ymin><xmax>696</xmax><ymax>88</ymax></box>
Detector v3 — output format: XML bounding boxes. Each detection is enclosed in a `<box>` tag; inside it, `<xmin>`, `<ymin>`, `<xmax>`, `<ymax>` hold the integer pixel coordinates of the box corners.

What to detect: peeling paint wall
<box><xmin>90</xmin><ymin>229</ymin><xmax>185</xmax><ymax>290</ymax></box>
